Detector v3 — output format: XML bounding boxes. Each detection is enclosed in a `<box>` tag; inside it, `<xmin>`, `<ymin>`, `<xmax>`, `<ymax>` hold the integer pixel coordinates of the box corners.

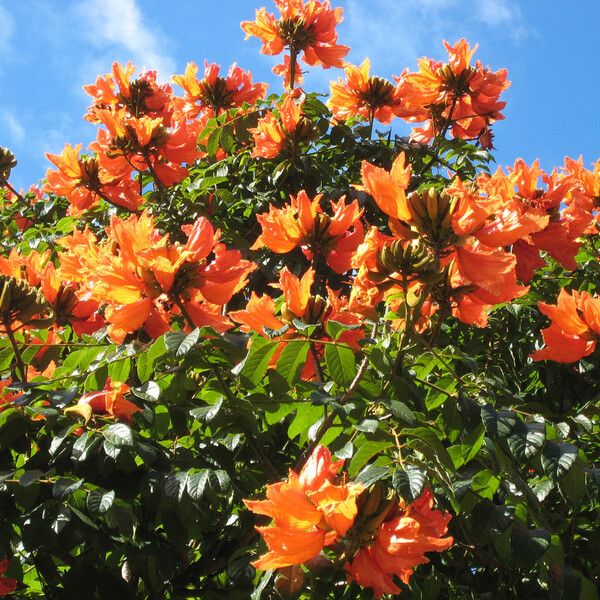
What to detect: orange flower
<box><xmin>490</xmin><ymin>159</ymin><xmax>585</xmax><ymax>280</ymax></box>
<box><xmin>40</xmin><ymin>263</ymin><xmax>104</xmax><ymax>336</ymax></box>
<box><xmin>359</xmin><ymin>153</ymin><xmax>412</xmax><ymax>221</ymax></box>
<box><xmin>74</xmin><ymin>379</ymin><xmax>141</xmax><ymax>423</ymax></box>
<box><xmin>0</xmin><ymin>380</ymin><xmax>20</xmax><ymax>412</ymax></box>
<box><xmin>346</xmin><ymin>489</ymin><xmax>453</xmax><ymax>598</ymax></box>
<box><xmin>83</xmin><ymin>212</ymin><xmax>255</xmax><ymax>342</ymax></box>
<box><xmin>250</xmin><ymin>94</ymin><xmax>312</xmax><ymax>158</ymax></box>
<box><xmin>91</xmin><ymin>109</ymin><xmax>201</xmax><ymax>187</ymax></box>
<box><xmin>245</xmin><ymin>445</ymin><xmax>363</xmax><ymax>570</ymax></box>
<box><xmin>454</xmin><ymin>243</ymin><xmax>516</xmax><ymax>295</ymax></box>
<box><xmin>82</xmin><ymin>61</ymin><xmax>203</xmax><ymax>190</ymax></box>
<box><xmin>241</xmin><ymin>0</ymin><xmax>349</xmax><ymax>88</ymax></box>
<box><xmin>44</xmin><ymin>144</ymin><xmax>143</xmax><ymax>213</ymax></box>
<box><xmin>561</xmin><ymin>156</ymin><xmax>600</xmax><ymax>233</ymax></box>
<box><xmin>394</xmin><ymin>39</ymin><xmax>509</xmax><ymax>143</ymax></box>
<box><xmin>252</xmin><ymin>190</ymin><xmax>364</xmax><ymax>273</ymax></box>
<box><xmin>172</xmin><ymin>61</ymin><xmax>268</xmax><ymax>120</ymax></box>
<box><xmin>328</xmin><ymin>59</ymin><xmax>403</xmax><ymax>125</ymax></box>
<box><xmin>531</xmin><ymin>288</ymin><xmax>600</xmax><ymax>363</ymax></box>
<box><xmin>84</xmin><ymin>62</ymin><xmax>173</xmax><ymax>125</ymax></box>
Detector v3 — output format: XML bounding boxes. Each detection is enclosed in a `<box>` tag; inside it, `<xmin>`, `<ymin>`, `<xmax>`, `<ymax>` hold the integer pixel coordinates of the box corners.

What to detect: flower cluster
<box><xmin>56</xmin><ymin>211</ymin><xmax>255</xmax><ymax>344</ymax></box>
<box><xmin>45</xmin><ymin>62</ymin><xmax>205</xmax><ymax>213</ymax></box>
<box><xmin>241</xmin><ymin>0</ymin><xmax>349</xmax><ymax>89</ymax></box>
<box><xmin>395</xmin><ymin>39</ymin><xmax>510</xmax><ymax>145</ymax></box>
<box><xmin>246</xmin><ymin>446</ymin><xmax>453</xmax><ymax>598</ymax></box>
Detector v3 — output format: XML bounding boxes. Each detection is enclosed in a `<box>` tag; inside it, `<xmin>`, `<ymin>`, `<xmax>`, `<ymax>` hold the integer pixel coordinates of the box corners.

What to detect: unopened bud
<box><xmin>0</xmin><ymin>147</ymin><xmax>17</xmax><ymax>181</ymax></box>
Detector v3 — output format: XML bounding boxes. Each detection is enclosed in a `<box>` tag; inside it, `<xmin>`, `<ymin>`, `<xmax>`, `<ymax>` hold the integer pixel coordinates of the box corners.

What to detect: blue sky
<box><xmin>1</xmin><ymin>0</ymin><xmax>599</xmax><ymax>190</ymax></box>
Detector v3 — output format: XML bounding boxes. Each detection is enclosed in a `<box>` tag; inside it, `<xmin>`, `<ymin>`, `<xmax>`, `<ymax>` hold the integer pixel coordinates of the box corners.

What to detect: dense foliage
<box><xmin>0</xmin><ymin>1</ymin><xmax>598</xmax><ymax>598</ymax></box>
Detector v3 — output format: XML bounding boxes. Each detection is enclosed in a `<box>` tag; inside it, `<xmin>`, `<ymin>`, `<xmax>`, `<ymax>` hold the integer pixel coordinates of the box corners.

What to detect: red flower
<box><xmin>73</xmin><ymin>379</ymin><xmax>141</xmax><ymax>423</ymax></box>
<box><xmin>0</xmin><ymin>558</ymin><xmax>17</xmax><ymax>596</ymax></box>
<box><xmin>531</xmin><ymin>288</ymin><xmax>600</xmax><ymax>363</ymax></box>
<box><xmin>346</xmin><ymin>490</ymin><xmax>453</xmax><ymax>598</ymax></box>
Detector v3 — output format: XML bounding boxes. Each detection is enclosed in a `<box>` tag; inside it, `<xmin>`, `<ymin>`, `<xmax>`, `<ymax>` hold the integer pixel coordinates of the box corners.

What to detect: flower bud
<box><xmin>0</xmin><ymin>147</ymin><xmax>17</xmax><ymax>181</ymax></box>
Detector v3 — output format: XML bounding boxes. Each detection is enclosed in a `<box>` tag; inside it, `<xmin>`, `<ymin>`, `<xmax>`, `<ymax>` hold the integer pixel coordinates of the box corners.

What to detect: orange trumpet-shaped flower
<box><xmin>245</xmin><ymin>445</ymin><xmax>363</xmax><ymax>570</ymax></box>
<box><xmin>84</xmin><ymin>62</ymin><xmax>173</xmax><ymax>124</ymax></box>
<box><xmin>454</xmin><ymin>243</ymin><xmax>516</xmax><ymax>295</ymax></box>
<box><xmin>228</xmin><ymin>292</ymin><xmax>286</xmax><ymax>336</ymax></box>
<box><xmin>44</xmin><ymin>144</ymin><xmax>143</xmax><ymax>213</ymax></box>
<box><xmin>241</xmin><ymin>0</ymin><xmax>349</xmax><ymax>88</ymax></box>
<box><xmin>252</xmin><ymin>190</ymin><xmax>363</xmax><ymax>274</ymax></box>
<box><xmin>562</xmin><ymin>156</ymin><xmax>600</xmax><ymax>232</ymax></box>
<box><xmin>91</xmin><ymin>109</ymin><xmax>202</xmax><ymax>187</ymax></box>
<box><xmin>531</xmin><ymin>288</ymin><xmax>600</xmax><ymax>363</ymax></box>
<box><xmin>72</xmin><ymin>379</ymin><xmax>141</xmax><ymax>423</ymax></box>
<box><xmin>85</xmin><ymin>212</ymin><xmax>255</xmax><ymax>343</ymax></box>
<box><xmin>250</xmin><ymin>94</ymin><xmax>312</xmax><ymax>158</ymax></box>
<box><xmin>172</xmin><ymin>61</ymin><xmax>268</xmax><ymax>120</ymax></box>
<box><xmin>40</xmin><ymin>263</ymin><xmax>104</xmax><ymax>336</ymax></box>
<box><xmin>328</xmin><ymin>59</ymin><xmax>403</xmax><ymax>125</ymax></box>
<box><xmin>346</xmin><ymin>489</ymin><xmax>453</xmax><ymax>598</ymax></box>
<box><xmin>359</xmin><ymin>153</ymin><xmax>412</xmax><ymax>221</ymax></box>
<box><xmin>394</xmin><ymin>39</ymin><xmax>509</xmax><ymax>143</ymax></box>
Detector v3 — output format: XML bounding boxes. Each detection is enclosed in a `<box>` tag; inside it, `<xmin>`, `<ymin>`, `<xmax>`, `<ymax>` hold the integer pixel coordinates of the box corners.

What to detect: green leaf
<box><xmin>108</xmin><ymin>357</ymin><xmax>130</xmax><ymax>382</ymax></box>
<box><xmin>102</xmin><ymin>423</ymin><xmax>134</xmax><ymax>448</ymax></box>
<box><xmin>236</xmin><ymin>336</ymin><xmax>279</xmax><ymax>385</ymax></box>
<box><xmin>206</xmin><ymin>127</ymin><xmax>222</xmax><ymax>157</ymax></box>
<box><xmin>288</xmin><ymin>404</ymin><xmax>323</xmax><ymax>440</ymax></box>
<box><xmin>392</xmin><ymin>466</ymin><xmax>425</xmax><ymax>502</ymax></box>
<box><xmin>511</xmin><ymin>525</ymin><xmax>550</xmax><ymax>567</ymax></box>
<box><xmin>425</xmin><ymin>374</ymin><xmax>456</xmax><ymax>410</ymax></box>
<box><xmin>87</xmin><ymin>489</ymin><xmax>115</xmax><ymax>514</ymax></box>
<box><xmin>507</xmin><ymin>419</ymin><xmax>545</xmax><ymax>460</ymax></box>
<box><xmin>481</xmin><ymin>405</ymin><xmax>518</xmax><ymax>438</ymax></box>
<box><xmin>165</xmin><ymin>329</ymin><xmax>200</xmax><ymax>357</ymax></box>
<box><xmin>186</xmin><ymin>469</ymin><xmax>210</xmax><ymax>500</ymax></box>
<box><xmin>137</xmin><ymin>337</ymin><xmax>166</xmax><ymax>382</ymax></box>
<box><xmin>53</xmin><ymin>477</ymin><xmax>83</xmax><ymax>499</ymax></box>
<box><xmin>542</xmin><ymin>442</ymin><xmax>578</xmax><ymax>480</ymax></box>
<box><xmin>190</xmin><ymin>397</ymin><xmax>223</xmax><ymax>422</ymax></box>
<box><xmin>324</xmin><ymin>343</ymin><xmax>356</xmax><ymax>387</ymax></box>
<box><xmin>275</xmin><ymin>341</ymin><xmax>309</xmax><ymax>385</ymax></box>
<box><xmin>471</xmin><ymin>469</ymin><xmax>501</xmax><ymax>500</ymax></box>
<box><xmin>132</xmin><ymin>381</ymin><xmax>161</xmax><ymax>402</ymax></box>
<box><xmin>348</xmin><ymin>440</ymin><xmax>392</xmax><ymax>477</ymax></box>
<box><xmin>462</xmin><ymin>423</ymin><xmax>486</xmax><ymax>464</ymax></box>
<box><xmin>325</xmin><ymin>320</ymin><xmax>360</xmax><ymax>340</ymax></box>
<box><xmin>356</xmin><ymin>465</ymin><xmax>389</xmax><ymax>487</ymax></box>
<box><xmin>388</xmin><ymin>400</ymin><xmax>416</xmax><ymax>425</ymax></box>
<box><xmin>19</xmin><ymin>470</ymin><xmax>43</xmax><ymax>487</ymax></box>
<box><xmin>404</xmin><ymin>427</ymin><xmax>454</xmax><ymax>470</ymax></box>
<box><xmin>530</xmin><ymin>477</ymin><xmax>554</xmax><ymax>502</ymax></box>
<box><xmin>354</xmin><ymin>419</ymin><xmax>379</xmax><ymax>433</ymax></box>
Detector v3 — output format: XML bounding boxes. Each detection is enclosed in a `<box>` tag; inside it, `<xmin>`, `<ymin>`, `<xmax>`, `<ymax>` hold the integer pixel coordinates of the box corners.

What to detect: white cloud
<box><xmin>0</xmin><ymin>2</ymin><xmax>15</xmax><ymax>54</ymax></box>
<box><xmin>475</xmin><ymin>0</ymin><xmax>514</xmax><ymax>25</ymax></box>
<box><xmin>76</xmin><ymin>0</ymin><xmax>176</xmax><ymax>79</ymax></box>
<box><xmin>1</xmin><ymin>111</ymin><xmax>25</xmax><ymax>143</ymax></box>
<box><xmin>342</xmin><ymin>0</ymin><xmax>528</xmax><ymax>75</ymax></box>
<box><xmin>475</xmin><ymin>0</ymin><xmax>526</xmax><ymax>39</ymax></box>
